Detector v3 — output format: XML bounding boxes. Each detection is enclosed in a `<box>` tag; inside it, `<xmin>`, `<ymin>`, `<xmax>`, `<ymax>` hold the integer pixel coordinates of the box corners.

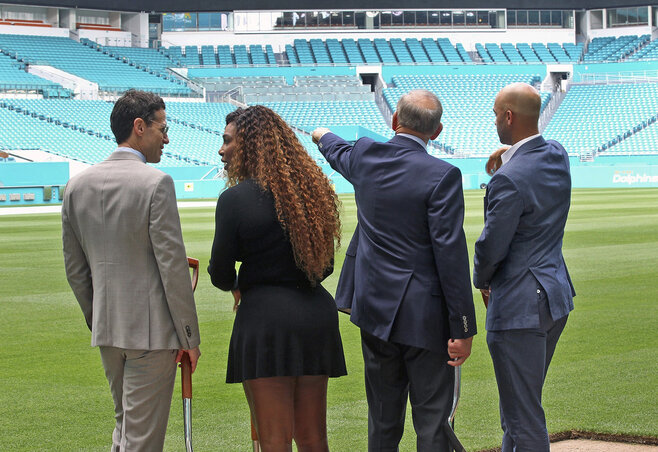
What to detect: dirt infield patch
<box><xmin>550</xmin><ymin>439</ymin><xmax>658</xmax><ymax>451</ymax></box>
<box><xmin>477</xmin><ymin>431</ymin><xmax>658</xmax><ymax>452</ymax></box>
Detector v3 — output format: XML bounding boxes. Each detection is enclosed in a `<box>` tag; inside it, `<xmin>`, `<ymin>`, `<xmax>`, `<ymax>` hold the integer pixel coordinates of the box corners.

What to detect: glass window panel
<box><xmin>517</xmin><ymin>10</ymin><xmax>527</xmax><ymax>26</ymax></box>
<box><xmin>282</xmin><ymin>12</ymin><xmax>294</xmax><ymax>27</ymax></box>
<box><xmin>638</xmin><ymin>7</ymin><xmax>649</xmax><ymax>23</ymax></box>
<box><xmin>343</xmin><ymin>11</ymin><xmax>354</xmax><ymax>27</ymax></box>
<box><xmin>391</xmin><ymin>11</ymin><xmax>403</xmax><ymax>26</ymax></box>
<box><xmin>490</xmin><ymin>11</ymin><xmax>500</xmax><ymax>28</ymax></box>
<box><xmin>301</xmin><ymin>12</ymin><xmax>314</xmax><ymax>27</ymax></box>
<box><xmin>507</xmin><ymin>10</ymin><xmax>516</xmax><ymax>26</ymax></box>
<box><xmin>551</xmin><ymin>10</ymin><xmax>562</xmax><ymax>26</ymax></box>
<box><xmin>355</xmin><ymin>11</ymin><xmax>365</xmax><ymax>28</ymax></box>
<box><xmin>403</xmin><ymin>11</ymin><xmax>415</xmax><ymax>25</ymax></box>
<box><xmin>540</xmin><ymin>10</ymin><xmax>551</xmax><ymax>25</ymax></box>
<box><xmin>381</xmin><ymin>11</ymin><xmax>392</xmax><ymax>26</ymax></box>
<box><xmin>273</xmin><ymin>12</ymin><xmax>284</xmax><ymax>29</ymax></box>
<box><xmin>453</xmin><ymin>11</ymin><xmax>465</xmax><ymax>25</ymax></box>
<box><xmin>465</xmin><ymin>11</ymin><xmax>476</xmax><ymax>25</ymax></box>
<box><xmin>562</xmin><ymin>10</ymin><xmax>572</xmax><ymax>28</ymax></box>
<box><xmin>440</xmin><ymin>11</ymin><xmax>452</xmax><ymax>25</ymax></box>
<box><xmin>329</xmin><ymin>12</ymin><xmax>340</xmax><ymax>27</ymax></box>
<box><xmin>198</xmin><ymin>13</ymin><xmax>211</xmax><ymax>30</ymax></box>
<box><xmin>627</xmin><ymin>7</ymin><xmax>638</xmax><ymax>23</ymax></box>
<box><xmin>607</xmin><ymin>9</ymin><xmax>615</xmax><ymax>25</ymax></box>
<box><xmin>210</xmin><ymin>13</ymin><xmax>223</xmax><ymax>29</ymax></box>
<box><xmin>429</xmin><ymin>11</ymin><xmax>440</xmax><ymax>25</ymax></box>
<box><xmin>318</xmin><ymin>11</ymin><xmax>330</xmax><ymax>26</ymax></box>
<box><xmin>528</xmin><ymin>10</ymin><xmax>539</xmax><ymax>25</ymax></box>
<box><xmin>162</xmin><ymin>13</ymin><xmax>174</xmax><ymax>31</ymax></box>
<box><xmin>293</xmin><ymin>11</ymin><xmax>305</xmax><ymax>27</ymax></box>
<box><xmin>416</xmin><ymin>11</ymin><xmax>428</xmax><ymax>25</ymax></box>
<box><xmin>478</xmin><ymin>10</ymin><xmax>489</xmax><ymax>25</ymax></box>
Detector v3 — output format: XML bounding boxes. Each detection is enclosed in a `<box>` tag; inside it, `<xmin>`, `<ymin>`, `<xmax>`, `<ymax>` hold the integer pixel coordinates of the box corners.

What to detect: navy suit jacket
<box><xmin>473</xmin><ymin>136</ymin><xmax>576</xmax><ymax>331</ymax></box>
<box><xmin>319</xmin><ymin>132</ymin><xmax>476</xmax><ymax>353</ymax></box>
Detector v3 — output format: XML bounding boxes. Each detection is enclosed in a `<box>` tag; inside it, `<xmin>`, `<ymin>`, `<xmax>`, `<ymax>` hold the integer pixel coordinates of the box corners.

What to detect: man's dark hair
<box><xmin>225</xmin><ymin>107</ymin><xmax>245</xmax><ymax>126</ymax></box>
<box><xmin>110</xmin><ymin>89</ymin><xmax>166</xmax><ymax>144</ymax></box>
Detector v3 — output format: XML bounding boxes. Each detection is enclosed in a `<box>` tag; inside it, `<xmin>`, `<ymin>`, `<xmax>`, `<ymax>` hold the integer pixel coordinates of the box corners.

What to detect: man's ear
<box><xmin>506</xmin><ymin>110</ymin><xmax>513</xmax><ymax>126</ymax></box>
<box><xmin>430</xmin><ymin>123</ymin><xmax>443</xmax><ymax>140</ymax></box>
<box><xmin>391</xmin><ymin>112</ymin><xmax>398</xmax><ymax>132</ymax></box>
<box><xmin>134</xmin><ymin>117</ymin><xmax>146</xmax><ymax>137</ymax></box>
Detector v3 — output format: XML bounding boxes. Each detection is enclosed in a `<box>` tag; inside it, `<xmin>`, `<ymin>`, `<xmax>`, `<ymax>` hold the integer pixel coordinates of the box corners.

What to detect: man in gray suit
<box><xmin>62</xmin><ymin>89</ymin><xmax>201</xmax><ymax>451</ymax></box>
<box><xmin>474</xmin><ymin>83</ymin><xmax>575</xmax><ymax>452</ymax></box>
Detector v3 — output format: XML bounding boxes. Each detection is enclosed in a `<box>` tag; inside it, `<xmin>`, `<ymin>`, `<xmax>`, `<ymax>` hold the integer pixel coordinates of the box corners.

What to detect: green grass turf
<box><xmin>0</xmin><ymin>188</ymin><xmax>656</xmax><ymax>450</ymax></box>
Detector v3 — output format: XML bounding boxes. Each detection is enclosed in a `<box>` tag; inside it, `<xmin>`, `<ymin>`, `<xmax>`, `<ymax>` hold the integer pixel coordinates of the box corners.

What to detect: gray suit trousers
<box><xmin>487</xmin><ymin>291</ymin><xmax>568</xmax><ymax>452</ymax></box>
<box><xmin>100</xmin><ymin>347</ymin><xmax>178</xmax><ymax>452</ymax></box>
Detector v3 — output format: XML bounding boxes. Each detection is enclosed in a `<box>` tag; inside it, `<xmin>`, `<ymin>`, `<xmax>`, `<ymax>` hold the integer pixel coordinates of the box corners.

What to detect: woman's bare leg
<box><xmin>243</xmin><ymin>377</ymin><xmax>295</xmax><ymax>452</ymax></box>
<box><xmin>293</xmin><ymin>376</ymin><xmax>330</xmax><ymax>452</ymax></box>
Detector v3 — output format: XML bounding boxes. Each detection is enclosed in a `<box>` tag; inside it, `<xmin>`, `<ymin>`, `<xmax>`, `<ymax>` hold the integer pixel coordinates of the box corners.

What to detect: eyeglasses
<box><xmin>150</xmin><ymin>121</ymin><xmax>169</xmax><ymax>135</ymax></box>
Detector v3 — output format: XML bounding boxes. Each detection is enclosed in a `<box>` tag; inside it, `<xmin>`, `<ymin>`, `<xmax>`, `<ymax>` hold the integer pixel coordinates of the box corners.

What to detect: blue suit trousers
<box><xmin>486</xmin><ymin>291</ymin><xmax>568</xmax><ymax>452</ymax></box>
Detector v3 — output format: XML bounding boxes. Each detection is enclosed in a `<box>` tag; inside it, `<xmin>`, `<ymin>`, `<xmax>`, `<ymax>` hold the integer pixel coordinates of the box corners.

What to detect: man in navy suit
<box><xmin>473</xmin><ymin>83</ymin><xmax>575</xmax><ymax>452</ymax></box>
<box><xmin>312</xmin><ymin>90</ymin><xmax>476</xmax><ymax>451</ymax></box>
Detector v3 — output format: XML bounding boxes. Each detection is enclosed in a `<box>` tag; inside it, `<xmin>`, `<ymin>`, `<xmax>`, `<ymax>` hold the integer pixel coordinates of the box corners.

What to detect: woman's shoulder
<box><xmin>218</xmin><ymin>179</ymin><xmax>269</xmax><ymax>205</ymax></box>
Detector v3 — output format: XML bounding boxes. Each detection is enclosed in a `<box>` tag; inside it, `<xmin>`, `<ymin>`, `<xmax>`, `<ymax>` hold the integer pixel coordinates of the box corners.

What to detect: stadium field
<box><xmin>0</xmin><ymin>187</ymin><xmax>656</xmax><ymax>451</ymax></box>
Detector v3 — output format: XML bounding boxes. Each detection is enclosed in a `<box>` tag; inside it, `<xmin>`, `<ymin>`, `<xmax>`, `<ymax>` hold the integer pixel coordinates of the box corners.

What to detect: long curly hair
<box><xmin>226</xmin><ymin>105</ymin><xmax>341</xmax><ymax>282</ymax></box>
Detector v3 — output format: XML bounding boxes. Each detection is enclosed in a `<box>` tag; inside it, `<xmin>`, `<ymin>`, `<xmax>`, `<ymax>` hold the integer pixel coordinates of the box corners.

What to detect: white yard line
<box><xmin>0</xmin><ymin>201</ymin><xmax>216</xmax><ymax>216</ymax></box>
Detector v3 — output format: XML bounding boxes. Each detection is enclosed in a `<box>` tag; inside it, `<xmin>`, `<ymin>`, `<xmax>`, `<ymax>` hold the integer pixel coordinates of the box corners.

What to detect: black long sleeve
<box><xmin>208</xmin><ymin>179</ymin><xmax>320</xmax><ymax>292</ymax></box>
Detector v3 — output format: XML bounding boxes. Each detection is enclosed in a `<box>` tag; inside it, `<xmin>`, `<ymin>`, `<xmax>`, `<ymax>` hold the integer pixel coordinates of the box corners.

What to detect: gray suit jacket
<box><xmin>62</xmin><ymin>151</ymin><xmax>200</xmax><ymax>350</ymax></box>
<box><xmin>473</xmin><ymin>136</ymin><xmax>575</xmax><ymax>331</ymax></box>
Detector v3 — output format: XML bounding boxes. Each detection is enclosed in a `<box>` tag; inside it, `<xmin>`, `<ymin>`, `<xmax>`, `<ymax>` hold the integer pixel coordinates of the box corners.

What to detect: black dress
<box><xmin>208</xmin><ymin>179</ymin><xmax>347</xmax><ymax>383</ymax></box>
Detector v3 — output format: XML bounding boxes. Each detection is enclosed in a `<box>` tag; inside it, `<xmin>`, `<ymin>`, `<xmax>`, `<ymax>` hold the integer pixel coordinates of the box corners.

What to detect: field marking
<box><xmin>0</xmin><ymin>201</ymin><xmax>216</xmax><ymax>216</ymax></box>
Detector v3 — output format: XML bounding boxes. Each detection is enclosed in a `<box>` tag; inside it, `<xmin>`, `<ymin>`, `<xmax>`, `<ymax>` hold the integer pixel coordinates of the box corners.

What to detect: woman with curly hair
<box><xmin>208</xmin><ymin>105</ymin><xmax>346</xmax><ymax>452</ymax></box>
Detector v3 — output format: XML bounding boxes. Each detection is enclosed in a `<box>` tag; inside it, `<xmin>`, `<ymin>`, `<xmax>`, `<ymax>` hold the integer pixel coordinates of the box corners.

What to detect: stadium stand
<box><xmin>583</xmin><ymin>35</ymin><xmax>650</xmax><ymax>62</ymax></box>
<box><xmin>544</xmin><ymin>83</ymin><xmax>658</xmax><ymax>154</ymax></box>
<box><xmin>406</xmin><ymin>38</ymin><xmax>429</xmax><ymax>63</ymax></box>
<box><xmin>0</xmin><ymin>34</ymin><xmax>192</xmax><ymax>95</ymax></box>
<box><xmin>326</xmin><ymin>39</ymin><xmax>348</xmax><ymax>64</ymax></box>
<box><xmin>421</xmin><ymin>38</ymin><xmax>446</xmax><ymax>62</ymax></box>
<box><xmin>455</xmin><ymin>43</ymin><xmax>472</xmax><ymax>62</ymax></box>
<box><xmin>517</xmin><ymin>43</ymin><xmax>542</xmax><ymax>63</ymax></box>
<box><xmin>563</xmin><ymin>42</ymin><xmax>585</xmax><ymax>62</ymax></box>
<box><xmin>261</xmin><ymin>99</ymin><xmax>391</xmax><ymax>142</ymax></box>
<box><xmin>383</xmin><ymin>73</ymin><xmax>547</xmax><ymax>156</ymax></box>
<box><xmin>101</xmin><ymin>45</ymin><xmax>181</xmax><ymax>76</ymax></box>
<box><xmin>233</xmin><ymin>45</ymin><xmax>251</xmax><ymax>65</ymax></box>
<box><xmin>201</xmin><ymin>45</ymin><xmax>217</xmax><ymax>65</ymax></box>
<box><xmin>485</xmin><ymin>43</ymin><xmax>509</xmax><ymax>63</ymax></box>
<box><xmin>0</xmin><ymin>98</ymin><xmax>234</xmax><ymax>165</ymax></box>
<box><xmin>0</xmin><ymin>52</ymin><xmax>68</xmax><ymax>97</ymax></box>
<box><xmin>501</xmin><ymin>43</ymin><xmax>525</xmax><ymax>63</ymax></box>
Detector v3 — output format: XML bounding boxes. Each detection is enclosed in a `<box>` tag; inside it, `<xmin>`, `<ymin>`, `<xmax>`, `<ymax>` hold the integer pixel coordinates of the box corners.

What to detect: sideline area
<box><xmin>0</xmin><ymin>201</ymin><xmax>216</xmax><ymax>216</ymax></box>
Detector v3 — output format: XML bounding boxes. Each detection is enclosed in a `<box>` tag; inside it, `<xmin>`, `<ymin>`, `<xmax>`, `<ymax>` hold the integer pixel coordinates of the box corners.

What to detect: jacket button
<box><xmin>185</xmin><ymin>326</ymin><xmax>192</xmax><ymax>337</ymax></box>
<box><xmin>537</xmin><ymin>289</ymin><xmax>541</xmax><ymax>294</ymax></box>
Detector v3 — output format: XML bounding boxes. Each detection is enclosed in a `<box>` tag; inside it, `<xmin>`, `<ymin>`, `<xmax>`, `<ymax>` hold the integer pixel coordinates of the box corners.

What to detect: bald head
<box><xmin>493</xmin><ymin>83</ymin><xmax>541</xmax><ymax>145</ymax></box>
<box><xmin>395</xmin><ymin>90</ymin><xmax>443</xmax><ymax>137</ymax></box>
<box><xmin>496</xmin><ymin>83</ymin><xmax>541</xmax><ymax>121</ymax></box>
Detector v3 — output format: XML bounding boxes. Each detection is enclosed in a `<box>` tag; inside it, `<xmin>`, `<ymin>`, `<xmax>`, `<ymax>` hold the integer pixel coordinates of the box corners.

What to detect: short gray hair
<box><xmin>396</xmin><ymin>90</ymin><xmax>443</xmax><ymax>136</ymax></box>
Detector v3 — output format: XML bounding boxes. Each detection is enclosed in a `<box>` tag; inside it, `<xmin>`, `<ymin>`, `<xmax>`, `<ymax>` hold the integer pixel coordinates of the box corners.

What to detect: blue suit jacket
<box><xmin>473</xmin><ymin>136</ymin><xmax>576</xmax><ymax>331</ymax></box>
<box><xmin>319</xmin><ymin>132</ymin><xmax>476</xmax><ymax>353</ymax></box>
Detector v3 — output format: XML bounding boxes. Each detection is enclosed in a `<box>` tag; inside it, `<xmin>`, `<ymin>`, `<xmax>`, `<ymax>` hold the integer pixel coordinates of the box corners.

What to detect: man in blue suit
<box><xmin>474</xmin><ymin>83</ymin><xmax>575</xmax><ymax>452</ymax></box>
<box><xmin>312</xmin><ymin>90</ymin><xmax>476</xmax><ymax>451</ymax></box>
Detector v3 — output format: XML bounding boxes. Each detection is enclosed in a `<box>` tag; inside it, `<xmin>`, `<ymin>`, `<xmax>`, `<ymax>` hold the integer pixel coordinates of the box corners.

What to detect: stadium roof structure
<box><xmin>0</xmin><ymin>0</ymin><xmax>651</xmax><ymax>12</ymax></box>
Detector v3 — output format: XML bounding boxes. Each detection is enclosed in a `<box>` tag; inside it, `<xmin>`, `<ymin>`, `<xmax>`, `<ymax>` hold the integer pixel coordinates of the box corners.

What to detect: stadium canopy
<box><xmin>0</xmin><ymin>0</ymin><xmax>651</xmax><ymax>13</ymax></box>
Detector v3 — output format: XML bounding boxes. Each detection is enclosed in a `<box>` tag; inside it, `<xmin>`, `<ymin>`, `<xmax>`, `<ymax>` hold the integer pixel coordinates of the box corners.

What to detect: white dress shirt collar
<box><xmin>501</xmin><ymin>133</ymin><xmax>541</xmax><ymax>165</ymax></box>
<box><xmin>115</xmin><ymin>146</ymin><xmax>146</xmax><ymax>163</ymax></box>
<box><xmin>397</xmin><ymin>133</ymin><xmax>427</xmax><ymax>150</ymax></box>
